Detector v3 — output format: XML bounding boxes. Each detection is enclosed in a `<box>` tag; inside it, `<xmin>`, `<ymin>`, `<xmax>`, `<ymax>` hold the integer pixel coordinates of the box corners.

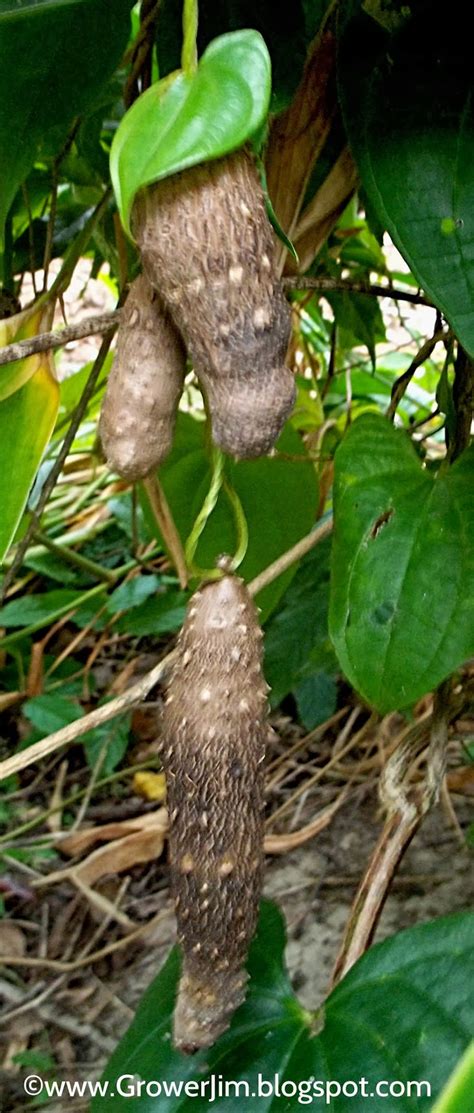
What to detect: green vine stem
<box><xmin>184</xmin><ymin>443</ymin><xmax>225</xmax><ymax>577</ymax></box>
<box><xmin>181</xmin><ymin>0</ymin><xmax>198</xmax><ymax>75</ymax></box>
<box><xmin>222</xmin><ymin>479</ymin><xmax>248</xmax><ymax>571</ymax></box>
<box><xmin>184</xmin><ymin>445</ymin><xmax>249</xmax><ymax>580</ymax></box>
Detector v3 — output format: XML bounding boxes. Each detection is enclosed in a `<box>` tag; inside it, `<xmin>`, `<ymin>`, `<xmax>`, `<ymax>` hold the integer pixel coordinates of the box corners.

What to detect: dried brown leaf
<box><xmin>76</xmin><ymin>826</ymin><xmax>166</xmax><ymax>885</ymax></box>
<box><xmin>57</xmin><ymin>806</ymin><xmax>167</xmax><ymax>857</ymax></box>
<box><xmin>265</xmin><ymin>29</ymin><xmax>338</xmax><ymax>275</ymax></box>
<box><xmin>289</xmin><ymin>147</ymin><xmax>358</xmax><ymax>274</ymax></box>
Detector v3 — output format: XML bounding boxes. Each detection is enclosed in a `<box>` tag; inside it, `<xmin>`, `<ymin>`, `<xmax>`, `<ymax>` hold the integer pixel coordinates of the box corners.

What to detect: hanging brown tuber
<box><xmin>133</xmin><ymin>148</ymin><xmax>295</xmax><ymax>459</ymax></box>
<box><xmin>161</xmin><ymin>571</ymin><xmax>269</xmax><ymax>1052</ymax></box>
<box><xmin>99</xmin><ymin>274</ymin><xmax>186</xmax><ymax>480</ymax></box>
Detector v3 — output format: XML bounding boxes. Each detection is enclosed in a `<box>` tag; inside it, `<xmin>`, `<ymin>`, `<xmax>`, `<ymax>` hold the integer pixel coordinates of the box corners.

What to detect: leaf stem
<box><xmin>223</xmin><ymin>479</ymin><xmax>248</xmax><ymax>571</ymax></box>
<box><xmin>181</xmin><ymin>0</ymin><xmax>198</xmax><ymax>75</ymax></box>
<box><xmin>184</xmin><ymin>442</ymin><xmax>225</xmax><ymax>575</ymax></box>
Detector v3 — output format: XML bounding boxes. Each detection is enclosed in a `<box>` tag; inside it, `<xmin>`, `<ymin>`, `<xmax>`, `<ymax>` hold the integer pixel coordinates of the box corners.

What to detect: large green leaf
<box><xmin>0</xmin><ymin>361</ymin><xmax>59</xmax><ymax>563</ymax></box>
<box><xmin>338</xmin><ymin>2</ymin><xmax>474</xmax><ymax>354</ymax></box>
<box><xmin>94</xmin><ymin>901</ymin><xmax>474</xmax><ymax>1111</ymax></box>
<box><xmin>0</xmin><ymin>0</ymin><xmax>133</xmax><ymax>244</ymax></box>
<box><xmin>110</xmin><ymin>30</ymin><xmax>271</xmax><ymax>235</ymax></box>
<box><xmin>329</xmin><ymin>414</ymin><xmax>474</xmax><ymax>713</ymax></box>
<box><xmin>140</xmin><ymin>414</ymin><xmax>318</xmax><ymax>622</ymax></box>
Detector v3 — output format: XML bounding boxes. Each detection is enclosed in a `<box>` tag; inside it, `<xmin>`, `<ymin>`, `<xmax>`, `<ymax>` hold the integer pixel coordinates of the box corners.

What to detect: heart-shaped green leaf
<box><xmin>329</xmin><ymin>414</ymin><xmax>474</xmax><ymax>712</ymax></box>
<box><xmin>110</xmin><ymin>29</ymin><xmax>271</xmax><ymax>236</ymax></box>
<box><xmin>94</xmin><ymin>900</ymin><xmax>474</xmax><ymax>1111</ymax></box>
<box><xmin>338</xmin><ymin>4</ymin><xmax>474</xmax><ymax>355</ymax></box>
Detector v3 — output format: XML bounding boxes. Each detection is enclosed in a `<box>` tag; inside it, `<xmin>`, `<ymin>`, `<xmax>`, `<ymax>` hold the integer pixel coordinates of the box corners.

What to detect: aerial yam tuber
<box><xmin>99</xmin><ymin>274</ymin><xmax>186</xmax><ymax>480</ymax></box>
<box><xmin>161</xmin><ymin>573</ymin><xmax>268</xmax><ymax>1052</ymax></box>
<box><xmin>133</xmin><ymin>149</ymin><xmax>295</xmax><ymax>459</ymax></box>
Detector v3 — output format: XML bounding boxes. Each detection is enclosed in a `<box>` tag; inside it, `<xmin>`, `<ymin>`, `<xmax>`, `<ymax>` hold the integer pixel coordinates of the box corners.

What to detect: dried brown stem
<box><xmin>283</xmin><ymin>275</ymin><xmax>434</xmax><ymax>307</ymax></box>
<box><xmin>0</xmin><ymin>908</ymin><xmax>169</xmax><ymax>974</ymax></box>
<box><xmin>386</xmin><ymin>327</ymin><xmax>446</xmax><ymax>420</ymax></box>
<box><xmin>0</xmin><ymin>277</ymin><xmax>434</xmax><ymax>369</ymax></box>
<box><xmin>0</xmin><ymin>310</ymin><xmax>120</xmax><ymax>366</ymax></box>
<box><xmin>449</xmin><ymin>345</ymin><xmax>474</xmax><ymax>461</ymax></box>
<box><xmin>142</xmin><ymin>474</ymin><xmax>188</xmax><ymax>589</ymax></box>
<box><xmin>0</xmin><ymin>652</ymin><xmax>175</xmax><ymax>783</ymax></box>
<box><xmin>330</xmin><ymin>681</ymin><xmax>452</xmax><ymax>986</ymax></box>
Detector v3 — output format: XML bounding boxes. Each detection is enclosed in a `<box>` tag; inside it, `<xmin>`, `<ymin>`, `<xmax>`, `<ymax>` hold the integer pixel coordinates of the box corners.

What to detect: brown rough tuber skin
<box><xmin>99</xmin><ymin>274</ymin><xmax>186</xmax><ymax>480</ymax></box>
<box><xmin>133</xmin><ymin>148</ymin><xmax>296</xmax><ymax>459</ymax></box>
<box><xmin>161</xmin><ymin>573</ymin><xmax>268</xmax><ymax>1052</ymax></box>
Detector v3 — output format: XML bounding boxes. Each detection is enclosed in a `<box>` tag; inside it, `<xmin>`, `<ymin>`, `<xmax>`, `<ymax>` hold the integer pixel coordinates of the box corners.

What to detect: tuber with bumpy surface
<box><xmin>133</xmin><ymin>148</ymin><xmax>296</xmax><ymax>459</ymax></box>
<box><xmin>161</xmin><ymin>572</ymin><xmax>269</xmax><ymax>1052</ymax></box>
<box><xmin>99</xmin><ymin>274</ymin><xmax>186</xmax><ymax>480</ymax></box>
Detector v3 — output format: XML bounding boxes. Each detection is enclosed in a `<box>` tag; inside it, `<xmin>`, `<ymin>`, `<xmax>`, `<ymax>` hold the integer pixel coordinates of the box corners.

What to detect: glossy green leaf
<box><xmin>95</xmin><ymin>901</ymin><xmax>474</xmax><ymax>1111</ymax></box>
<box><xmin>110</xmin><ymin>30</ymin><xmax>271</xmax><ymax>235</ymax></box>
<box><xmin>0</xmin><ymin>363</ymin><xmax>59</xmax><ymax>563</ymax></box>
<box><xmin>329</xmin><ymin>414</ymin><xmax>474</xmax><ymax>712</ymax></box>
<box><xmin>0</xmin><ymin>0</ymin><xmax>133</xmax><ymax>244</ymax></box>
<box><xmin>140</xmin><ymin>414</ymin><xmax>318</xmax><ymax>622</ymax></box>
<box><xmin>338</xmin><ymin>4</ymin><xmax>474</xmax><ymax>354</ymax></box>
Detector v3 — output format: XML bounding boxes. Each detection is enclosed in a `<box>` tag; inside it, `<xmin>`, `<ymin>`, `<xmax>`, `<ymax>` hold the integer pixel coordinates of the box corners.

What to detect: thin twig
<box><xmin>0</xmin><ymin>908</ymin><xmax>170</xmax><ymax>973</ymax></box>
<box><xmin>283</xmin><ymin>274</ymin><xmax>434</xmax><ymax>307</ymax></box>
<box><xmin>386</xmin><ymin>327</ymin><xmax>446</xmax><ymax>420</ymax></box>
<box><xmin>0</xmin><ymin>276</ymin><xmax>434</xmax><ymax>369</ymax></box>
<box><xmin>0</xmin><ymin>651</ymin><xmax>175</xmax><ymax>782</ymax></box>
<box><xmin>0</xmin><ymin>977</ymin><xmax>117</xmax><ymax>1050</ymax></box>
<box><xmin>449</xmin><ymin>346</ymin><xmax>474</xmax><ymax>461</ymax></box>
<box><xmin>0</xmin><ymin>310</ymin><xmax>120</xmax><ymax>366</ymax></box>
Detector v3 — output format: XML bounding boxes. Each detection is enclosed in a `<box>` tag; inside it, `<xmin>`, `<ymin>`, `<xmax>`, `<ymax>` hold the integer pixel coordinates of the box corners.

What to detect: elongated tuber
<box><xmin>133</xmin><ymin>149</ymin><xmax>295</xmax><ymax>459</ymax></box>
<box><xmin>161</xmin><ymin>572</ymin><xmax>268</xmax><ymax>1052</ymax></box>
<box><xmin>99</xmin><ymin>274</ymin><xmax>186</xmax><ymax>480</ymax></box>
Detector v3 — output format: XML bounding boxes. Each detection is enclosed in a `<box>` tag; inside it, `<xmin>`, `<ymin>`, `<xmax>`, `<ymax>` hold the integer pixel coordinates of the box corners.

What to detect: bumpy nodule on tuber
<box><xmin>161</xmin><ymin>574</ymin><xmax>269</xmax><ymax>1052</ymax></box>
<box><xmin>99</xmin><ymin>274</ymin><xmax>186</xmax><ymax>480</ymax></box>
<box><xmin>133</xmin><ymin>149</ymin><xmax>296</xmax><ymax>459</ymax></box>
